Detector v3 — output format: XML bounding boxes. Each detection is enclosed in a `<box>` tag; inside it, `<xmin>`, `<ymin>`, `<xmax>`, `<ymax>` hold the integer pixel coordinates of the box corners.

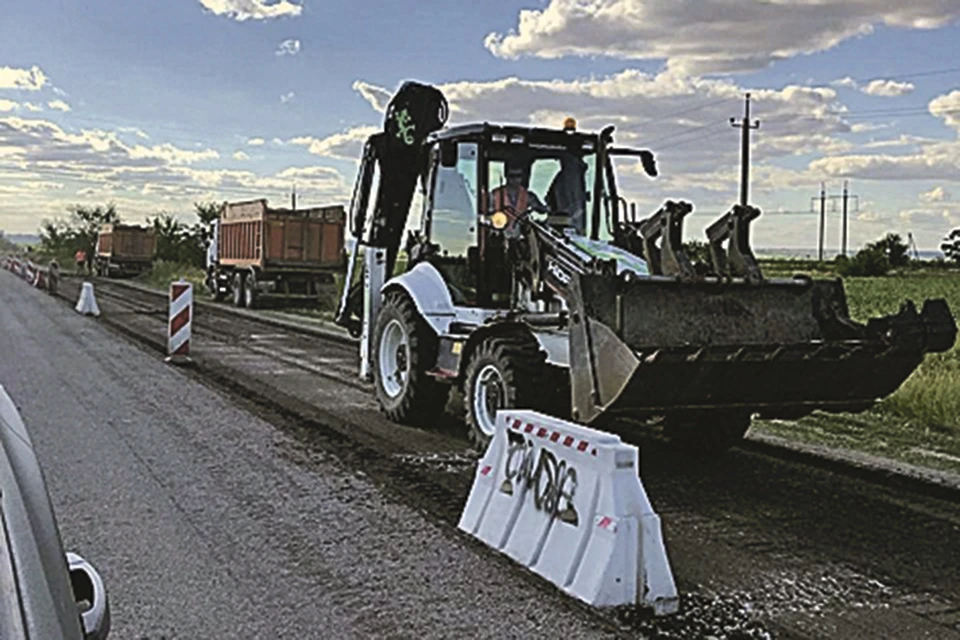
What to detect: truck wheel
<box><xmin>463</xmin><ymin>333</ymin><xmax>547</xmax><ymax>449</ymax></box>
<box><xmin>663</xmin><ymin>411</ymin><xmax>751</xmax><ymax>453</ymax></box>
<box><xmin>373</xmin><ymin>291</ymin><xmax>445</xmax><ymax>424</ymax></box>
<box><xmin>244</xmin><ymin>270</ymin><xmax>259</xmax><ymax>309</ymax></box>
<box><xmin>231</xmin><ymin>272</ymin><xmax>245</xmax><ymax>307</ymax></box>
<box><xmin>207</xmin><ymin>270</ymin><xmax>225</xmax><ymax>302</ymax></box>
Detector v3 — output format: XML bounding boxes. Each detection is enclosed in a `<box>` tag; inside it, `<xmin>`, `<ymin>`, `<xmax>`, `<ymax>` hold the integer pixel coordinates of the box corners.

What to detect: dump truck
<box><xmin>205</xmin><ymin>199</ymin><xmax>346</xmax><ymax>308</ymax></box>
<box><xmin>335</xmin><ymin>81</ymin><xmax>958</xmax><ymax>451</ymax></box>
<box><xmin>94</xmin><ymin>223</ymin><xmax>156</xmax><ymax>277</ymax></box>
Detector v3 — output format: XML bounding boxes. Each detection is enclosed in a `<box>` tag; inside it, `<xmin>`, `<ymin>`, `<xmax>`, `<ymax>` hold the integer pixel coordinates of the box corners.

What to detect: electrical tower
<box><xmin>731</xmin><ymin>93</ymin><xmax>761</xmax><ymax>206</ymax></box>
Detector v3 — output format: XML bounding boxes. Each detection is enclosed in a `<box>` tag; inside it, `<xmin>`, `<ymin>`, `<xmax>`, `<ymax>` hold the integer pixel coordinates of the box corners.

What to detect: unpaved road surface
<box><xmin>0</xmin><ymin>271</ymin><xmax>617</xmax><ymax>639</ymax></box>
<box><xmin>6</xmin><ymin>270</ymin><xmax>960</xmax><ymax>638</ymax></box>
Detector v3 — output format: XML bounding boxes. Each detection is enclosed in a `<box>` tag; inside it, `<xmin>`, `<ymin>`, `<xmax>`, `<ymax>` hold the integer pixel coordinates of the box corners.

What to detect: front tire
<box><xmin>463</xmin><ymin>333</ymin><xmax>547</xmax><ymax>448</ymax></box>
<box><xmin>372</xmin><ymin>292</ymin><xmax>446</xmax><ymax>424</ymax></box>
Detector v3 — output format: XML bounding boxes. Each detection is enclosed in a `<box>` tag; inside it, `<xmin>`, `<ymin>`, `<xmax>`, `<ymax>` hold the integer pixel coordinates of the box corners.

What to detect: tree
<box><xmin>69</xmin><ymin>203</ymin><xmax>119</xmax><ymax>265</ymax></box>
<box><xmin>866</xmin><ymin>232</ymin><xmax>910</xmax><ymax>268</ymax></box>
<box><xmin>837</xmin><ymin>246</ymin><xmax>890</xmax><ymax>277</ymax></box>
<box><xmin>150</xmin><ymin>213</ymin><xmax>186</xmax><ymax>262</ymax></box>
<box><xmin>941</xmin><ymin>229</ymin><xmax>960</xmax><ymax>264</ymax></box>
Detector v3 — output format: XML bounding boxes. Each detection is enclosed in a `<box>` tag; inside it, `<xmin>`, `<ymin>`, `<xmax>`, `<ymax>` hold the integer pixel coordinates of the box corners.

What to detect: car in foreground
<box><xmin>1</xmin><ymin>384</ymin><xmax>110</xmax><ymax>639</ymax></box>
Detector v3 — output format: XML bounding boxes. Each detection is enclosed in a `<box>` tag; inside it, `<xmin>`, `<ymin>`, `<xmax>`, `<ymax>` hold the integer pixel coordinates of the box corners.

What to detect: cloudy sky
<box><xmin>2</xmin><ymin>0</ymin><xmax>960</xmax><ymax>253</ymax></box>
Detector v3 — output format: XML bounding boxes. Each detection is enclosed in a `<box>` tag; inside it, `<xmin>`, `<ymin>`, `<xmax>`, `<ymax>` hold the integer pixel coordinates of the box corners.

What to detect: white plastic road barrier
<box><xmin>75</xmin><ymin>282</ymin><xmax>101</xmax><ymax>316</ymax></box>
<box><xmin>166</xmin><ymin>280</ymin><xmax>192</xmax><ymax>365</ymax></box>
<box><xmin>459</xmin><ymin>410</ymin><xmax>679</xmax><ymax>616</ymax></box>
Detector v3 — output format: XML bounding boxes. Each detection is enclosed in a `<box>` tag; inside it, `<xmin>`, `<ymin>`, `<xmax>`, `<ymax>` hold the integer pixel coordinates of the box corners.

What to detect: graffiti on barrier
<box><xmin>501</xmin><ymin>435</ymin><xmax>579</xmax><ymax>526</ymax></box>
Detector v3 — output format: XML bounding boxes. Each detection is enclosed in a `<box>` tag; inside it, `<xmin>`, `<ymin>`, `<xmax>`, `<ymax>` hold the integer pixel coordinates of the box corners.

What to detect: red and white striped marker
<box><xmin>166</xmin><ymin>279</ymin><xmax>193</xmax><ymax>365</ymax></box>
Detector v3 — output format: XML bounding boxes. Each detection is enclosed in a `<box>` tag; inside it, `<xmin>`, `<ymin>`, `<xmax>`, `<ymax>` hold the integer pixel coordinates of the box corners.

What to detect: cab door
<box><xmin>425</xmin><ymin>141</ymin><xmax>480</xmax><ymax>305</ymax></box>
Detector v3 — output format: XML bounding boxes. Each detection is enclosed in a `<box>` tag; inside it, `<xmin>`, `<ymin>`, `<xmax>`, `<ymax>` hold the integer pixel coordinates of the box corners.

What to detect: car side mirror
<box><xmin>67</xmin><ymin>553</ymin><xmax>110</xmax><ymax>640</ymax></box>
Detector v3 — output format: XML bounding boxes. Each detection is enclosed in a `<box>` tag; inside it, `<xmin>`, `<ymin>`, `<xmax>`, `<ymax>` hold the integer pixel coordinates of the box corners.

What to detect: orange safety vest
<box><xmin>491</xmin><ymin>185</ymin><xmax>529</xmax><ymax>215</ymax></box>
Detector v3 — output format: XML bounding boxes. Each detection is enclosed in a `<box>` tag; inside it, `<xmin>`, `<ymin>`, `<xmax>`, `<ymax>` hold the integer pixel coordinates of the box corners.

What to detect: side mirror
<box><xmin>639</xmin><ymin>150</ymin><xmax>658</xmax><ymax>178</ymax></box>
<box><xmin>67</xmin><ymin>552</ymin><xmax>110</xmax><ymax>640</ymax></box>
<box><xmin>440</xmin><ymin>141</ymin><xmax>457</xmax><ymax>168</ymax></box>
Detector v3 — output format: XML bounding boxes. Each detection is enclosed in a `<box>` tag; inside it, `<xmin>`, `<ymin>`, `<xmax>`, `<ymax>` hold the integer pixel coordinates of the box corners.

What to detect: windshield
<box><xmin>485</xmin><ymin>144</ymin><xmax>598</xmax><ymax>237</ymax></box>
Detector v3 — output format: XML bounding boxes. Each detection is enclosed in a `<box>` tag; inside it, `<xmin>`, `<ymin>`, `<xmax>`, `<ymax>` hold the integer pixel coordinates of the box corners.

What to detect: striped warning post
<box><xmin>166</xmin><ymin>280</ymin><xmax>193</xmax><ymax>365</ymax></box>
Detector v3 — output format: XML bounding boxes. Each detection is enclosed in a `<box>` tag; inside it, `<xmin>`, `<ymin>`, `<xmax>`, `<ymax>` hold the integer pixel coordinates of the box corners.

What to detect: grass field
<box><xmin>136</xmin><ymin>260</ymin><xmax>207</xmax><ymax>292</ymax></box>
<box><xmin>752</xmin><ymin>265</ymin><xmax>960</xmax><ymax>473</ymax></box>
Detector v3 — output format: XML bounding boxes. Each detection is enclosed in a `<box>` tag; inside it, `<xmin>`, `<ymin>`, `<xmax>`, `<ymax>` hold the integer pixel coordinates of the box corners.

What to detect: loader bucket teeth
<box><xmin>705</xmin><ymin>204</ymin><xmax>763</xmax><ymax>284</ymax></box>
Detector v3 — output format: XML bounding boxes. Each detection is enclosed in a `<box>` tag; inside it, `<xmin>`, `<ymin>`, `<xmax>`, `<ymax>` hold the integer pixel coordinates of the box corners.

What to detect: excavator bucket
<box><xmin>568</xmin><ymin>203</ymin><xmax>958</xmax><ymax>425</ymax></box>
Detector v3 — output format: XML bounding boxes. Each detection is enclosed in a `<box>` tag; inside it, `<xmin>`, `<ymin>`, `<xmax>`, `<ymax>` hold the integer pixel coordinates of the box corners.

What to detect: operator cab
<box><xmin>417</xmin><ymin>121</ymin><xmax>609</xmax><ymax>308</ymax></box>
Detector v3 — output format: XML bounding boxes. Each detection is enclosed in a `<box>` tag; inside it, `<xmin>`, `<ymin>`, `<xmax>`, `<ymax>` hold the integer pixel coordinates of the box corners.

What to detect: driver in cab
<box><xmin>489</xmin><ymin>164</ymin><xmax>547</xmax><ymax>231</ymax></box>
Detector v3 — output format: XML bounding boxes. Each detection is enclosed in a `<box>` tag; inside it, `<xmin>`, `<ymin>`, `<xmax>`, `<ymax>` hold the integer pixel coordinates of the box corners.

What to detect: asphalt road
<box><xmin>0</xmin><ymin>271</ymin><xmax>616</xmax><ymax>639</ymax></box>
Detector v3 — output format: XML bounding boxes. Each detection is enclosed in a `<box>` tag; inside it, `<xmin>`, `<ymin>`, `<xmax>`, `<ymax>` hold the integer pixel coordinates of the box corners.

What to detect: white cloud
<box><xmin>197</xmin><ymin>0</ymin><xmax>302</xmax><ymax>21</ymax></box>
<box><xmin>920</xmin><ymin>186</ymin><xmax>952</xmax><ymax>203</ymax></box>
<box><xmin>0</xmin><ymin>65</ymin><xmax>48</xmax><ymax>91</ymax></box>
<box><xmin>930</xmin><ymin>90</ymin><xmax>960</xmax><ymax>130</ymax></box>
<box><xmin>485</xmin><ymin>1</ymin><xmax>960</xmax><ymax>74</ymax></box>
<box><xmin>850</xmin><ymin>122</ymin><xmax>889</xmax><ymax>133</ymax></box>
<box><xmin>351</xmin><ymin>80</ymin><xmax>393</xmax><ymax>113</ymax></box>
<box><xmin>280</xmin><ymin>91</ymin><xmax>295</xmax><ymax>104</ymax></box>
<box><xmin>247</xmin><ymin>137</ymin><xmax>265</xmax><ymax>146</ymax></box>
<box><xmin>47</xmin><ymin>99</ymin><xmax>71</xmax><ymax>112</ymax></box>
<box><xmin>831</xmin><ymin>77</ymin><xmax>859</xmax><ymax>89</ymax></box>
<box><xmin>0</xmin><ymin>100</ymin><xmax>19</xmax><ymax>113</ymax></box>
<box><xmin>22</xmin><ymin>103</ymin><xmax>43</xmax><ymax>112</ymax></box>
<box><xmin>232</xmin><ymin>150</ymin><xmax>250</xmax><ymax>160</ymax></box>
<box><xmin>276</xmin><ymin>38</ymin><xmax>301</xmax><ymax>56</ymax></box>
<box><xmin>861</xmin><ymin>79</ymin><xmax>915</xmax><ymax>97</ymax></box>
<box><xmin>831</xmin><ymin>77</ymin><xmax>915</xmax><ymax>97</ymax></box>
<box><xmin>291</xmin><ymin>126</ymin><xmax>378</xmax><ymax>159</ymax></box>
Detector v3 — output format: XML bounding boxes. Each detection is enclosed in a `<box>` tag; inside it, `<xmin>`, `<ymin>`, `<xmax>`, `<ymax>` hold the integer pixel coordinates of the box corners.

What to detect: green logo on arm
<box><xmin>394</xmin><ymin>108</ymin><xmax>416</xmax><ymax>145</ymax></box>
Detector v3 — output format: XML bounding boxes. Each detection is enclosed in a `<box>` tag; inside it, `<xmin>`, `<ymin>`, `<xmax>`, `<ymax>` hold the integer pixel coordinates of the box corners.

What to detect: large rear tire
<box><xmin>463</xmin><ymin>333</ymin><xmax>547</xmax><ymax>449</ymax></box>
<box><xmin>663</xmin><ymin>411</ymin><xmax>751</xmax><ymax>453</ymax></box>
<box><xmin>373</xmin><ymin>291</ymin><xmax>446</xmax><ymax>424</ymax></box>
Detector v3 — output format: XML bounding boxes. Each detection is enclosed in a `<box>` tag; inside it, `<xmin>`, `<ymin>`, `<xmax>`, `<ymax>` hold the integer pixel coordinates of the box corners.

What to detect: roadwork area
<box><xmin>4</xmin><ymin>270</ymin><xmax>960</xmax><ymax>638</ymax></box>
<box><xmin>0</xmin><ymin>271</ymin><xmax>618</xmax><ymax>639</ymax></box>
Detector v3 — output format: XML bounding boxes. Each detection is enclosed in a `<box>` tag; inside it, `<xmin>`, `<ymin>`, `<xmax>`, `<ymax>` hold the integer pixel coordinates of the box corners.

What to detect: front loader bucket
<box><xmin>567</xmin><ymin>273</ymin><xmax>957</xmax><ymax>425</ymax></box>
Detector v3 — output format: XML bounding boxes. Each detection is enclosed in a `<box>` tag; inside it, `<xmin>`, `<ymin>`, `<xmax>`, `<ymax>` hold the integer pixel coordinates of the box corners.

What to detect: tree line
<box><xmin>37</xmin><ymin>202</ymin><xmax>221</xmax><ymax>269</ymax></box>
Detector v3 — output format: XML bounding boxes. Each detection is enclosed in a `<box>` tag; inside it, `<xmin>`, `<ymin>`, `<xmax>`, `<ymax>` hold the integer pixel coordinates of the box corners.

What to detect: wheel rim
<box><xmin>245</xmin><ymin>283</ymin><xmax>254</xmax><ymax>306</ymax></box>
<box><xmin>473</xmin><ymin>363</ymin><xmax>505</xmax><ymax>438</ymax></box>
<box><xmin>378</xmin><ymin>319</ymin><xmax>409</xmax><ymax>399</ymax></box>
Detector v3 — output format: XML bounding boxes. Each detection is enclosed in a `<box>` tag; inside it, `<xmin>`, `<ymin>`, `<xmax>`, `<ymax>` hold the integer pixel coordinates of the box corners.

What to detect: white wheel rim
<box><xmin>378</xmin><ymin>318</ymin><xmax>409</xmax><ymax>399</ymax></box>
<box><xmin>473</xmin><ymin>363</ymin><xmax>505</xmax><ymax>437</ymax></box>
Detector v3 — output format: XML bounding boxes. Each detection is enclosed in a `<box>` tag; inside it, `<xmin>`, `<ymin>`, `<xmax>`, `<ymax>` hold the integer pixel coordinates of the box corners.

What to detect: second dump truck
<box><xmin>205</xmin><ymin>198</ymin><xmax>346</xmax><ymax>308</ymax></box>
<box><xmin>94</xmin><ymin>223</ymin><xmax>157</xmax><ymax>278</ymax></box>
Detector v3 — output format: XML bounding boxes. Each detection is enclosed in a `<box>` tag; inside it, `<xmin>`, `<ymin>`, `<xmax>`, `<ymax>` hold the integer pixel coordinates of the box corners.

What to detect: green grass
<box><xmin>750</xmin><ymin>265</ymin><xmax>960</xmax><ymax>473</ymax></box>
<box><xmin>137</xmin><ymin>260</ymin><xmax>207</xmax><ymax>292</ymax></box>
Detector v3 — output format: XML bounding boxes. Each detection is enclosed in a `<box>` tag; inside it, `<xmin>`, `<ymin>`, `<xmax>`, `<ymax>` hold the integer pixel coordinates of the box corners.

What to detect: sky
<box><xmin>1</xmin><ymin>0</ymin><xmax>960</xmax><ymax>253</ymax></box>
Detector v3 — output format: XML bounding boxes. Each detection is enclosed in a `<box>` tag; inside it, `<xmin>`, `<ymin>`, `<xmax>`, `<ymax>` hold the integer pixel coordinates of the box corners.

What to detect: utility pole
<box><xmin>731</xmin><ymin>92</ymin><xmax>761</xmax><ymax>206</ymax></box>
<box><xmin>841</xmin><ymin>181</ymin><xmax>849</xmax><ymax>257</ymax></box>
<box><xmin>812</xmin><ymin>183</ymin><xmax>826</xmax><ymax>262</ymax></box>
<box><xmin>291</xmin><ymin>183</ymin><xmax>297</xmax><ymax>212</ymax></box>
<box><xmin>811</xmin><ymin>183</ymin><xmax>859</xmax><ymax>261</ymax></box>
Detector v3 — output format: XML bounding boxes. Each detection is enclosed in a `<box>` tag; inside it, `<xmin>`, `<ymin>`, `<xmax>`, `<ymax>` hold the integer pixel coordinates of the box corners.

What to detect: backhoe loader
<box><xmin>336</xmin><ymin>81</ymin><xmax>957</xmax><ymax>450</ymax></box>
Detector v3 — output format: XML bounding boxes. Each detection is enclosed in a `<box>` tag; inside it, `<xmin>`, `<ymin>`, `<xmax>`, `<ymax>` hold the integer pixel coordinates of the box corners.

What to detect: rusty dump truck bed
<box><xmin>219</xmin><ymin>199</ymin><xmax>345</xmax><ymax>270</ymax></box>
<box><xmin>97</xmin><ymin>224</ymin><xmax>156</xmax><ymax>262</ymax></box>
